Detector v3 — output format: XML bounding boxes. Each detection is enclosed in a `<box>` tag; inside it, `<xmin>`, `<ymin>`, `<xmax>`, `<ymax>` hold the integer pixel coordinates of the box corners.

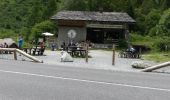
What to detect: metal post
<box><xmin>112</xmin><ymin>44</ymin><xmax>115</xmax><ymax>65</ymax></box>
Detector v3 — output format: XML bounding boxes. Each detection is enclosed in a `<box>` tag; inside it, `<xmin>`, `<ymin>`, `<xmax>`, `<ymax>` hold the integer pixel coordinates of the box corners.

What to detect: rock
<box><xmin>131</xmin><ymin>61</ymin><xmax>150</xmax><ymax>69</ymax></box>
<box><xmin>61</xmin><ymin>51</ymin><xmax>73</xmax><ymax>62</ymax></box>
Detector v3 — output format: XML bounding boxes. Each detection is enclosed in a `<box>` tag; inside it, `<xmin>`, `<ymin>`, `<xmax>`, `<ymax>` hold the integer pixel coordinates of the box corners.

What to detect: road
<box><xmin>0</xmin><ymin>60</ymin><xmax>170</xmax><ymax>100</ymax></box>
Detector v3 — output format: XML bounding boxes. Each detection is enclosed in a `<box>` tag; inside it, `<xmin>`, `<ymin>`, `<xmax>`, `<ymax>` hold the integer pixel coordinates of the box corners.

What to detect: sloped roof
<box><xmin>51</xmin><ymin>11</ymin><xmax>136</xmax><ymax>23</ymax></box>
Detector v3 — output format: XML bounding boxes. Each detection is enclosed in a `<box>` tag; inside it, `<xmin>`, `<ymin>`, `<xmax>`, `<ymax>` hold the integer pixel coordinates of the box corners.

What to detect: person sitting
<box><xmin>130</xmin><ymin>46</ymin><xmax>135</xmax><ymax>53</ymax></box>
<box><xmin>0</xmin><ymin>44</ymin><xmax>3</xmax><ymax>54</ymax></box>
<box><xmin>0</xmin><ymin>44</ymin><xmax>3</xmax><ymax>48</ymax></box>
<box><xmin>127</xmin><ymin>45</ymin><xmax>136</xmax><ymax>53</ymax></box>
<box><xmin>61</xmin><ymin>42</ymin><xmax>66</xmax><ymax>51</ymax></box>
<box><xmin>51</xmin><ymin>43</ymin><xmax>55</xmax><ymax>51</ymax></box>
<box><xmin>4</xmin><ymin>42</ymin><xmax>8</xmax><ymax>48</ymax></box>
<box><xmin>4</xmin><ymin>42</ymin><xmax>9</xmax><ymax>54</ymax></box>
<box><xmin>68</xmin><ymin>41</ymin><xmax>76</xmax><ymax>47</ymax></box>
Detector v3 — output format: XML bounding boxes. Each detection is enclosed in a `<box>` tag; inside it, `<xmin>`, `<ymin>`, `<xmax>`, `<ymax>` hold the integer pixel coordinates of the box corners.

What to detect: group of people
<box><xmin>0</xmin><ymin>35</ymin><xmax>24</xmax><ymax>49</ymax></box>
<box><xmin>0</xmin><ymin>42</ymin><xmax>9</xmax><ymax>48</ymax></box>
<box><xmin>0</xmin><ymin>42</ymin><xmax>9</xmax><ymax>54</ymax></box>
<box><xmin>61</xmin><ymin>41</ymin><xmax>89</xmax><ymax>51</ymax></box>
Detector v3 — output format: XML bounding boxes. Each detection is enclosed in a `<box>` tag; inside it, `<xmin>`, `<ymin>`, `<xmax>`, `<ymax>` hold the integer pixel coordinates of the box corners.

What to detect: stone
<box><xmin>61</xmin><ymin>51</ymin><xmax>73</xmax><ymax>62</ymax></box>
<box><xmin>131</xmin><ymin>61</ymin><xmax>150</xmax><ymax>69</ymax></box>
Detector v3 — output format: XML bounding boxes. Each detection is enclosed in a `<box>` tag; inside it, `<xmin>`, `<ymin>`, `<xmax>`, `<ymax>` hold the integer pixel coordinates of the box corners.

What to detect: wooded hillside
<box><xmin>0</xmin><ymin>0</ymin><xmax>169</xmax><ymax>51</ymax></box>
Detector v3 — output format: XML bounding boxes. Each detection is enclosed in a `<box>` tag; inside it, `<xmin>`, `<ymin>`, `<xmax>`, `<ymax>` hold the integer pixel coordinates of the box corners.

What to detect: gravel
<box><xmin>1</xmin><ymin>50</ymin><xmax>168</xmax><ymax>73</ymax></box>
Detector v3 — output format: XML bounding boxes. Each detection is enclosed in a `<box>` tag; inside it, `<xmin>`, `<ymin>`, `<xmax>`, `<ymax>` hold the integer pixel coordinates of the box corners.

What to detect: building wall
<box><xmin>57</xmin><ymin>26</ymin><xmax>87</xmax><ymax>48</ymax></box>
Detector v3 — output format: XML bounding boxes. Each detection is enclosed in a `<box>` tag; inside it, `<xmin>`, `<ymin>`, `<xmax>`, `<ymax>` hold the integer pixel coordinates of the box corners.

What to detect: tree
<box><xmin>127</xmin><ymin>0</ymin><xmax>135</xmax><ymax>18</ymax></box>
<box><xmin>141</xmin><ymin>0</ymin><xmax>155</xmax><ymax>14</ymax></box>
<box><xmin>64</xmin><ymin>0</ymin><xmax>87</xmax><ymax>11</ymax></box>
<box><xmin>27</xmin><ymin>1</ymin><xmax>43</xmax><ymax>27</ymax></box>
<box><xmin>145</xmin><ymin>9</ymin><xmax>161</xmax><ymax>34</ymax></box>
<box><xmin>30</xmin><ymin>20</ymin><xmax>56</xmax><ymax>43</ymax></box>
<box><xmin>42</xmin><ymin>0</ymin><xmax>58</xmax><ymax>19</ymax></box>
<box><xmin>158</xmin><ymin>8</ymin><xmax>170</xmax><ymax>36</ymax></box>
<box><xmin>149</xmin><ymin>8</ymin><xmax>170</xmax><ymax>36</ymax></box>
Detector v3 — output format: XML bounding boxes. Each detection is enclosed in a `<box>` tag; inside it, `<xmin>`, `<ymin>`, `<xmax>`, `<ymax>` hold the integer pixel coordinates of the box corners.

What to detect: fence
<box><xmin>0</xmin><ymin>48</ymin><xmax>43</xmax><ymax>63</ymax></box>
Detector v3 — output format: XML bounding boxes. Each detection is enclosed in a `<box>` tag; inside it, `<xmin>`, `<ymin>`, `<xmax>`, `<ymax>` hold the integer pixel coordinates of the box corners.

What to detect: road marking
<box><xmin>0</xmin><ymin>69</ymin><xmax>170</xmax><ymax>92</ymax></box>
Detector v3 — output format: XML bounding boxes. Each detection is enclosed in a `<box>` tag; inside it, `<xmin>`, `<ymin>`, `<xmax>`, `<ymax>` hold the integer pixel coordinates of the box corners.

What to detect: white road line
<box><xmin>0</xmin><ymin>69</ymin><xmax>170</xmax><ymax>92</ymax></box>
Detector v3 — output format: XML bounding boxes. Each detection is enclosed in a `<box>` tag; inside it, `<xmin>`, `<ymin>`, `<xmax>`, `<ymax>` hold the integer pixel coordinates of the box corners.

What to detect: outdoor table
<box><xmin>68</xmin><ymin>46</ymin><xmax>86</xmax><ymax>57</ymax></box>
<box><xmin>61</xmin><ymin>46</ymin><xmax>86</xmax><ymax>57</ymax></box>
<box><xmin>23</xmin><ymin>47</ymin><xmax>43</xmax><ymax>56</ymax></box>
<box><xmin>32</xmin><ymin>47</ymin><xmax>41</xmax><ymax>55</ymax></box>
<box><xmin>23</xmin><ymin>48</ymin><xmax>32</xmax><ymax>55</ymax></box>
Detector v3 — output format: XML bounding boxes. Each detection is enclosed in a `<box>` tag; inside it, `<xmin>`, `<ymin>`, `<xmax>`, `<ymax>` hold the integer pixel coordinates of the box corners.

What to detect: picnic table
<box><xmin>23</xmin><ymin>46</ymin><xmax>45</xmax><ymax>56</ymax></box>
<box><xmin>61</xmin><ymin>46</ymin><xmax>86</xmax><ymax>57</ymax></box>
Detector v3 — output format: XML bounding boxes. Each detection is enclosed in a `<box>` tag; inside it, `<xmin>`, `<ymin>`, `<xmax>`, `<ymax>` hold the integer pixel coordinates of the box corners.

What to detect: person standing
<box><xmin>40</xmin><ymin>42</ymin><xmax>45</xmax><ymax>55</ymax></box>
<box><xmin>18</xmin><ymin>35</ymin><xmax>23</xmax><ymax>49</ymax></box>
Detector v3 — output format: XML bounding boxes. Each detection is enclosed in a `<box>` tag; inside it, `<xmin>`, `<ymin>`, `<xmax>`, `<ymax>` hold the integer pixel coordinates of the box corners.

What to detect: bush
<box><xmin>150</xmin><ymin>8</ymin><xmax>170</xmax><ymax>37</ymax></box>
<box><xmin>149</xmin><ymin>25</ymin><xmax>166</xmax><ymax>36</ymax></box>
<box><xmin>145</xmin><ymin>9</ymin><xmax>161</xmax><ymax>34</ymax></box>
<box><xmin>118</xmin><ymin>39</ymin><xmax>128</xmax><ymax>49</ymax></box>
<box><xmin>153</xmin><ymin>37</ymin><xmax>170</xmax><ymax>52</ymax></box>
<box><xmin>130</xmin><ymin>32</ymin><xmax>150</xmax><ymax>43</ymax></box>
<box><xmin>30</xmin><ymin>20</ymin><xmax>56</xmax><ymax>43</ymax></box>
<box><xmin>0</xmin><ymin>29</ymin><xmax>16</xmax><ymax>39</ymax></box>
<box><xmin>129</xmin><ymin>32</ymin><xmax>154</xmax><ymax>50</ymax></box>
<box><xmin>159</xmin><ymin>8</ymin><xmax>170</xmax><ymax>36</ymax></box>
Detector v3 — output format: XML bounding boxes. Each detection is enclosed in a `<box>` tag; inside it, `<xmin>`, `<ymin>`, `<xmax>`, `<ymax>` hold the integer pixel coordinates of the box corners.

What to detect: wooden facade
<box><xmin>51</xmin><ymin>11</ymin><xmax>135</xmax><ymax>47</ymax></box>
<box><xmin>58</xmin><ymin>20</ymin><xmax>86</xmax><ymax>27</ymax></box>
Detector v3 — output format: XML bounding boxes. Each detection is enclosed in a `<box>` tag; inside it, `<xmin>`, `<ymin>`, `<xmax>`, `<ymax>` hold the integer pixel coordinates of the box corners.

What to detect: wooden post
<box><xmin>0</xmin><ymin>48</ymin><xmax>43</xmax><ymax>63</ymax></box>
<box><xmin>139</xmin><ymin>47</ymin><xmax>142</xmax><ymax>54</ymax></box>
<box><xmin>112</xmin><ymin>44</ymin><xmax>115</xmax><ymax>65</ymax></box>
<box><xmin>14</xmin><ymin>51</ymin><xmax>17</xmax><ymax>60</ymax></box>
<box><xmin>85</xmin><ymin>43</ymin><xmax>89</xmax><ymax>63</ymax></box>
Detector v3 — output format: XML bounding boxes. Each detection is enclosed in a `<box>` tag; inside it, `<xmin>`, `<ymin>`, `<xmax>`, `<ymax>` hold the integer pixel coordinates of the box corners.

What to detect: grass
<box><xmin>142</xmin><ymin>52</ymin><xmax>170</xmax><ymax>63</ymax></box>
<box><xmin>129</xmin><ymin>34</ymin><xmax>170</xmax><ymax>62</ymax></box>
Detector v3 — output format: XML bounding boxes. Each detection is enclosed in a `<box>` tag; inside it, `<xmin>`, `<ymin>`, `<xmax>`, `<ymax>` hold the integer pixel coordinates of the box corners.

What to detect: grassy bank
<box><xmin>142</xmin><ymin>52</ymin><xmax>170</xmax><ymax>63</ymax></box>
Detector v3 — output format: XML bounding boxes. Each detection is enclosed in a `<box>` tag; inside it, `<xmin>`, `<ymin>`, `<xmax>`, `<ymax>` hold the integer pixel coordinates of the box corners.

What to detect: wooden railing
<box><xmin>0</xmin><ymin>48</ymin><xmax>43</xmax><ymax>63</ymax></box>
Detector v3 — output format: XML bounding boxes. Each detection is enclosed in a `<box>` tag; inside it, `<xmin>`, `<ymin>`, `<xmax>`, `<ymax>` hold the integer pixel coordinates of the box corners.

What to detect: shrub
<box><xmin>30</xmin><ymin>20</ymin><xmax>56</xmax><ymax>43</ymax></box>
<box><xmin>130</xmin><ymin>32</ymin><xmax>153</xmax><ymax>49</ymax></box>
<box><xmin>153</xmin><ymin>37</ymin><xmax>170</xmax><ymax>52</ymax></box>
<box><xmin>0</xmin><ymin>29</ymin><xmax>16</xmax><ymax>39</ymax></box>
<box><xmin>118</xmin><ymin>39</ymin><xmax>128</xmax><ymax>49</ymax></box>
<box><xmin>145</xmin><ymin>9</ymin><xmax>161</xmax><ymax>34</ymax></box>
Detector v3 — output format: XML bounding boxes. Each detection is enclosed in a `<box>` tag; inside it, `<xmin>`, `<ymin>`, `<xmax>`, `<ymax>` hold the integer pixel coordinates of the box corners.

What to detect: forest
<box><xmin>0</xmin><ymin>0</ymin><xmax>170</xmax><ymax>52</ymax></box>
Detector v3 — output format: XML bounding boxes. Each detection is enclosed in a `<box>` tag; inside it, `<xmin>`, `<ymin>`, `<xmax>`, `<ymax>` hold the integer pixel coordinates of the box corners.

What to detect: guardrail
<box><xmin>0</xmin><ymin>48</ymin><xmax>43</xmax><ymax>63</ymax></box>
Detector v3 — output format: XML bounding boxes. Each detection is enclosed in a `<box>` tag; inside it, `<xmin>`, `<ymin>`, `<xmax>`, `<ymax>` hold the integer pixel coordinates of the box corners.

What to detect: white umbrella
<box><xmin>1</xmin><ymin>38</ymin><xmax>15</xmax><ymax>46</ymax></box>
<box><xmin>42</xmin><ymin>32</ymin><xmax>54</xmax><ymax>48</ymax></box>
<box><xmin>42</xmin><ymin>32</ymin><xmax>54</xmax><ymax>36</ymax></box>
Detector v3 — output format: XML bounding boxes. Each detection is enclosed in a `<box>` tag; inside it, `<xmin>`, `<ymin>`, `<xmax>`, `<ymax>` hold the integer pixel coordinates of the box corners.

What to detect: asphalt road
<box><xmin>0</xmin><ymin>60</ymin><xmax>170</xmax><ymax>100</ymax></box>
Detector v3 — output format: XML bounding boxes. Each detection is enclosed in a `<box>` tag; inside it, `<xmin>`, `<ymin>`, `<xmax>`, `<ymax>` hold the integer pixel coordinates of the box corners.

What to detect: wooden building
<box><xmin>51</xmin><ymin>11</ymin><xmax>135</xmax><ymax>48</ymax></box>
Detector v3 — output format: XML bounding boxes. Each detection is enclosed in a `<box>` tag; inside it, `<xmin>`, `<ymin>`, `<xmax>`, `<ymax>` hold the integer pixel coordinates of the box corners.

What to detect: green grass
<box><xmin>142</xmin><ymin>52</ymin><xmax>170</xmax><ymax>63</ymax></box>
